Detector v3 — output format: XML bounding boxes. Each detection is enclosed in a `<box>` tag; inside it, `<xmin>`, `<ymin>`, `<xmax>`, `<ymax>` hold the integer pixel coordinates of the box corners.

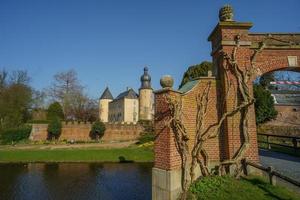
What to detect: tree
<box><xmin>0</xmin><ymin>70</ymin><xmax>32</xmax><ymax>129</ymax></box>
<box><xmin>48</xmin><ymin>69</ymin><xmax>84</xmax><ymax>120</ymax></box>
<box><xmin>47</xmin><ymin>102</ymin><xmax>64</xmax><ymax>120</ymax></box>
<box><xmin>254</xmin><ymin>85</ymin><xmax>278</xmax><ymax>124</ymax></box>
<box><xmin>47</xmin><ymin>69</ymin><xmax>98</xmax><ymax>122</ymax></box>
<box><xmin>259</xmin><ymin>72</ymin><xmax>275</xmax><ymax>89</ymax></box>
<box><xmin>179</xmin><ymin>61</ymin><xmax>212</xmax><ymax>89</ymax></box>
<box><xmin>91</xmin><ymin>120</ymin><xmax>106</xmax><ymax>140</ymax></box>
<box><xmin>9</xmin><ymin>70</ymin><xmax>31</xmax><ymax>85</ymax></box>
<box><xmin>71</xmin><ymin>93</ymin><xmax>98</xmax><ymax>123</ymax></box>
<box><xmin>0</xmin><ymin>70</ymin><xmax>8</xmax><ymax>89</ymax></box>
<box><xmin>47</xmin><ymin>117</ymin><xmax>62</xmax><ymax>140</ymax></box>
<box><xmin>31</xmin><ymin>89</ymin><xmax>46</xmax><ymax>110</ymax></box>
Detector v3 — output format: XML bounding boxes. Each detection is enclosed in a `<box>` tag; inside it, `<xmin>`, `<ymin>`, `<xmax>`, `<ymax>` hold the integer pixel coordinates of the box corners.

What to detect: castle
<box><xmin>99</xmin><ymin>67</ymin><xmax>154</xmax><ymax>123</ymax></box>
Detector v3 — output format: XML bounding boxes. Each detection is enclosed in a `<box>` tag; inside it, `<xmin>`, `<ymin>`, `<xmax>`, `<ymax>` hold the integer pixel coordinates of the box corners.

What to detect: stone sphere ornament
<box><xmin>160</xmin><ymin>75</ymin><xmax>174</xmax><ymax>89</ymax></box>
<box><xmin>219</xmin><ymin>5</ymin><xmax>234</xmax><ymax>22</ymax></box>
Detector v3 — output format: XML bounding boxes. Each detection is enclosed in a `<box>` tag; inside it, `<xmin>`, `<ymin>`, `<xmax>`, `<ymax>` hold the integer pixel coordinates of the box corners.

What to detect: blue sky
<box><xmin>0</xmin><ymin>0</ymin><xmax>299</xmax><ymax>98</ymax></box>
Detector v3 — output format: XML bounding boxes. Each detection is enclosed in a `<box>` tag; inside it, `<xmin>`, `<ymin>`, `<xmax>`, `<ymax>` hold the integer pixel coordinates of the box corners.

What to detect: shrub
<box><xmin>47</xmin><ymin>117</ymin><xmax>62</xmax><ymax>140</ymax></box>
<box><xmin>254</xmin><ymin>85</ymin><xmax>277</xmax><ymax>124</ymax></box>
<box><xmin>0</xmin><ymin>125</ymin><xmax>32</xmax><ymax>144</ymax></box>
<box><xmin>47</xmin><ymin>102</ymin><xmax>64</xmax><ymax>120</ymax></box>
<box><xmin>137</xmin><ymin>133</ymin><xmax>155</xmax><ymax>144</ymax></box>
<box><xmin>91</xmin><ymin>120</ymin><xmax>106</xmax><ymax>140</ymax></box>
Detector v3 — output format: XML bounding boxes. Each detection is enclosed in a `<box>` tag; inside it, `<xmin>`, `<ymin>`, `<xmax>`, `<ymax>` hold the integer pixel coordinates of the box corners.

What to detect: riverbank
<box><xmin>0</xmin><ymin>144</ymin><xmax>154</xmax><ymax>163</ymax></box>
<box><xmin>0</xmin><ymin>140</ymin><xmax>137</xmax><ymax>150</ymax></box>
<box><xmin>188</xmin><ymin>175</ymin><xmax>300</xmax><ymax>200</ymax></box>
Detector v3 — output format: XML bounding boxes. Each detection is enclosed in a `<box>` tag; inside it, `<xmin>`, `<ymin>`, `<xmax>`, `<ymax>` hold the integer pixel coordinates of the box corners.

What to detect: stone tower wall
<box><xmin>99</xmin><ymin>99</ymin><xmax>112</xmax><ymax>122</ymax></box>
<box><xmin>139</xmin><ymin>89</ymin><xmax>153</xmax><ymax>121</ymax></box>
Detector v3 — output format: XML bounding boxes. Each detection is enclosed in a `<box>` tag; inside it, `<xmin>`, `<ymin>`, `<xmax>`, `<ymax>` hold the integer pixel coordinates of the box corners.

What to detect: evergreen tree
<box><xmin>47</xmin><ymin>117</ymin><xmax>62</xmax><ymax>140</ymax></box>
<box><xmin>91</xmin><ymin>120</ymin><xmax>106</xmax><ymax>140</ymax></box>
<box><xmin>253</xmin><ymin>85</ymin><xmax>277</xmax><ymax>124</ymax></box>
<box><xmin>259</xmin><ymin>72</ymin><xmax>275</xmax><ymax>89</ymax></box>
<box><xmin>179</xmin><ymin>61</ymin><xmax>212</xmax><ymax>89</ymax></box>
<box><xmin>47</xmin><ymin>102</ymin><xmax>64</xmax><ymax>120</ymax></box>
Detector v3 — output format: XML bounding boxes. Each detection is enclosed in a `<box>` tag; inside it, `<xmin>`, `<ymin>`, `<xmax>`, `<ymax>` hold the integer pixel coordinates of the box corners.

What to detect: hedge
<box><xmin>0</xmin><ymin>125</ymin><xmax>32</xmax><ymax>144</ymax></box>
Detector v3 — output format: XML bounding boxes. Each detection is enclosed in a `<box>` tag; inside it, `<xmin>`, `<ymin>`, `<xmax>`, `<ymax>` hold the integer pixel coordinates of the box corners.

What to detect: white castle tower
<box><xmin>99</xmin><ymin>87</ymin><xmax>113</xmax><ymax>122</ymax></box>
<box><xmin>139</xmin><ymin>67</ymin><xmax>154</xmax><ymax>121</ymax></box>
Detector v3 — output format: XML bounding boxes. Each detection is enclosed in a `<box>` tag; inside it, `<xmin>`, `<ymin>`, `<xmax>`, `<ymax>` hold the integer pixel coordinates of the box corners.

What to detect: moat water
<box><xmin>0</xmin><ymin>163</ymin><xmax>152</xmax><ymax>200</ymax></box>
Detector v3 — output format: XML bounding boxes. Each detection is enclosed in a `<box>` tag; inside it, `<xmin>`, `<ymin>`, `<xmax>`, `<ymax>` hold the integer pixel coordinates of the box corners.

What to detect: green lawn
<box><xmin>259</xmin><ymin>143</ymin><xmax>300</xmax><ymax>157</ymax></box>
<box><xmin>188</xmin><ymin>175</ymin><xmax>300</xmax><ymax>200</ymax></box>
<box><xmin>0</xmin><ymin>146</ymin><xmax>154</xmax><ymax>163</ymax></box>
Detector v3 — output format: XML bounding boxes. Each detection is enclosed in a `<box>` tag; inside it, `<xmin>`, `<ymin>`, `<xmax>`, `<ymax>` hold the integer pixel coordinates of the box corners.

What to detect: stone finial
<box><xmin>160</xmin><ymin>75</ymin><xmax>174</xmax><ymax>89</ymax></box>
<box><xmin>207</xmin><ymin>70</ymin><xmax>212</xmax><ymax>77</ymax></box>
<box><xmin>219</xmin><ymin>5</ymin><xmax>234</xmax><ymax>22</ymax></box>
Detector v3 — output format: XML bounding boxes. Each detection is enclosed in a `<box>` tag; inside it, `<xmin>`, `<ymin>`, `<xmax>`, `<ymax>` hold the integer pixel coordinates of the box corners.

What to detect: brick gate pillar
<box><xmin>152</xmin><ymin>87</ymin><xmax>183</xmax><ymax>200</ymax></box>
<box><xmin>208</xmin><ymin>18</ymin><xmax>259</xmax><ymax>163</ymax></box>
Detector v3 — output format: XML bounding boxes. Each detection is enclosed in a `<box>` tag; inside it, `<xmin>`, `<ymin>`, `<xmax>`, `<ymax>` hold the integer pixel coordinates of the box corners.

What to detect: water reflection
<box><xmin>0</xmin><ymin>163</ymin><xmax>152</xmax><ymax>200</ymax></box>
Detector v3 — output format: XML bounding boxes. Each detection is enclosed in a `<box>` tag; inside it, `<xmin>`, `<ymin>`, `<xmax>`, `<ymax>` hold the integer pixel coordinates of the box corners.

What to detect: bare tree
<box><xmin>71</xmin><ymin>92</ymin><xmax>98</xmax><ymax>122</ymax></box>
<box><xmin>31</xmin><ymin>89</ymin><xmax>47</xmax><ymax>110</ymax></box>
<box><xmin>48</xmin><ymin>69</ymin><xmax>84</xmax><ymax>120</ymax></box>
<box><xmin>47</xmin><ymin>69</ymin><xmax>98</xmax><ymax>122</ymax></box>
<box><xmin>9</xmin><ymin>70</ymin><xmax>31</xmax><ymax>85</ymax></box>
<box><xmin>0</xmin><ymin>70</ymin><xmax>8</xmax><ymax>90</ymax></box>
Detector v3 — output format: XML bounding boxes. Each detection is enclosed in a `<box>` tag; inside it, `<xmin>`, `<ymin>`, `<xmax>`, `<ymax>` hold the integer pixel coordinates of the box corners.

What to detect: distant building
<box><xmin>139</xmin><ymin>67</ymin><xmax>154</xmax><ymax>121</ymax></box>
<box><xmin>99</xmin><ymin>67</ymin><xmax>154</xmax><ymax>123</ymax></box>
<box><xmin>108</xmin><ymin>88</ymin><xmax>139</xmax><ymax>123</ymax></box>
<box><xmin>269</xmin><ymin>90</ymin><xmax>300</xmax><ymax>124</ymax></box>
<box><xmin>99</xmin><ymin>87</ymin><xmax>113</xmax><ymax>122</ymax></box>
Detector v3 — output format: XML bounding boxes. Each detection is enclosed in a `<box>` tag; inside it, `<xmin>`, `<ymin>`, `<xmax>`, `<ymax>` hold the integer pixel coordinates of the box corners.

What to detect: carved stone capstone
<box><xmin>219</xmin><ymin>5</ymin><xmax>234</xmax><ymax>22</ymax></box>
<box><xmin>160</xmin><ymin>75</ymin><xmax>174</xmax><ymax>89</ymax></box>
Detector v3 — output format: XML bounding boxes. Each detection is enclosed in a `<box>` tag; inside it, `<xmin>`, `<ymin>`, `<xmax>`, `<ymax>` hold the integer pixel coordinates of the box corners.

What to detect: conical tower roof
<box><xmin>100</xmin><ymin>87</ymin><xmax>113</xmax><ymax>100</ymax></box>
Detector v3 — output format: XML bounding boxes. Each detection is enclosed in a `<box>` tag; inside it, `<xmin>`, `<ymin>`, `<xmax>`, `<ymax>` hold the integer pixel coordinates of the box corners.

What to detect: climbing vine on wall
<box><xmin>164</xmin><ymin>35</ymin><xmax>266</xmax><ymax>200</ymax></box>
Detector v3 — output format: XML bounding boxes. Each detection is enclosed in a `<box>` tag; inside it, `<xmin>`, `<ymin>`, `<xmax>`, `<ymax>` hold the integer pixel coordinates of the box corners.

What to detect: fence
<box><xmin>257</xmin><ymin>133</ymin><xmax>300</xmax><ymax>153</ymax></box>
<box><xmin>243</xmin><ymin>159</ymin><xmax>300</xmax><ymax>192</ymax></box>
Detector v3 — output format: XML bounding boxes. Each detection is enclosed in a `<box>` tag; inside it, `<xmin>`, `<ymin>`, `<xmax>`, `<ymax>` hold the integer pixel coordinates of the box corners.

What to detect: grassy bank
<box><xmin>188</xmin><ymin>175</ymin><xmax>300</xmax><ymax>200</ymax></box>
<box><xmin>0</xmin><ymin>146</ymin><xmax>154</xmax><ymax>163</ymax></box>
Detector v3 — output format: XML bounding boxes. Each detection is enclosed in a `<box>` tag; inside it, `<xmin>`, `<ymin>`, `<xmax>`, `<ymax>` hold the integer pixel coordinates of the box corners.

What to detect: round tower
<box><xmin>139</xmin><ymin>67</ymin><xmax>153</xmax><ymax>121</ymax></box>
<box><xmin>99</xmin><ymin>87</ymin><xmax>113</xmax><ymax>122</ymax></box>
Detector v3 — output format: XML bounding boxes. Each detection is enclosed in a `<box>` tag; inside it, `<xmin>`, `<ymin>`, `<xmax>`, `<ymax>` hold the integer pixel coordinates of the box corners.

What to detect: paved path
<box><xmin>259</xmin><ymin>149</ymin><xmax>300</xmax><ymax>182</ymax></box>
<box><xmin>0</xmin><ymin>140</ymin><xmax>137</xmax><ymax>150</ymax></box>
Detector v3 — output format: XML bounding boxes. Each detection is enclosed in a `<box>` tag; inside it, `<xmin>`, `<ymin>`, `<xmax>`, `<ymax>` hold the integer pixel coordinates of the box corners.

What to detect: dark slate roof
<box><xmin>178</xmin><ymin>80</ymin><xmax>199</xmax><ymax>93</ymax></box>
<box><xmin>100</xmin><ymin>87</ymin><xmax>113</xmax><ymax>100</ymax></box>
<box><xmin>115</xmin><ymin>88</ymin><xmax>138</xmax><ymax>100</ymax></box>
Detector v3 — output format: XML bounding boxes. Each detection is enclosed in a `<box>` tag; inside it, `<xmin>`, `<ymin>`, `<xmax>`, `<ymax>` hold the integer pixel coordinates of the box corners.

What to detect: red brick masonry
<box><xmin>154</xmin><ymin>21</ymin><xmax>300</xmax><ymax>171</ymax></box>
<box><xmin>30</xmin><ymin>123</ymin><xmax>143</xmax><ymax>142</ymax></box>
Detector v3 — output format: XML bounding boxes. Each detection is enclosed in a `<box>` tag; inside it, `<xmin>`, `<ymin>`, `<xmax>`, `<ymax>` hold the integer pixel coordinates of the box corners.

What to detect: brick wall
<box><xmin>154</xmin><ymin>90</ymin><xmax>181</xmax><ymax>170</ymax></box>
<box><xmin>30</xmin><ymin>123</ymin><xmax>143</xmax><ymax>142</ymax></box>
<box><xmin>154</xmin><ymin>20</ymin><xmax>300</xmax><ymax>172</ymax></box>
<box><xmin>154</xmin><ymin>78</ymin><xmax>221</xmax><ymax>170</ymax></box>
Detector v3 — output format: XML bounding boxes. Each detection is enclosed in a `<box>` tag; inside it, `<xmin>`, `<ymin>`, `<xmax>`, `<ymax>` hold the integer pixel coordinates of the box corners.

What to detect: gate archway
<box><xmin>152</xmin><ymin>5</ymin><xmax>300</xmax><ymax>200</ymax></box>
